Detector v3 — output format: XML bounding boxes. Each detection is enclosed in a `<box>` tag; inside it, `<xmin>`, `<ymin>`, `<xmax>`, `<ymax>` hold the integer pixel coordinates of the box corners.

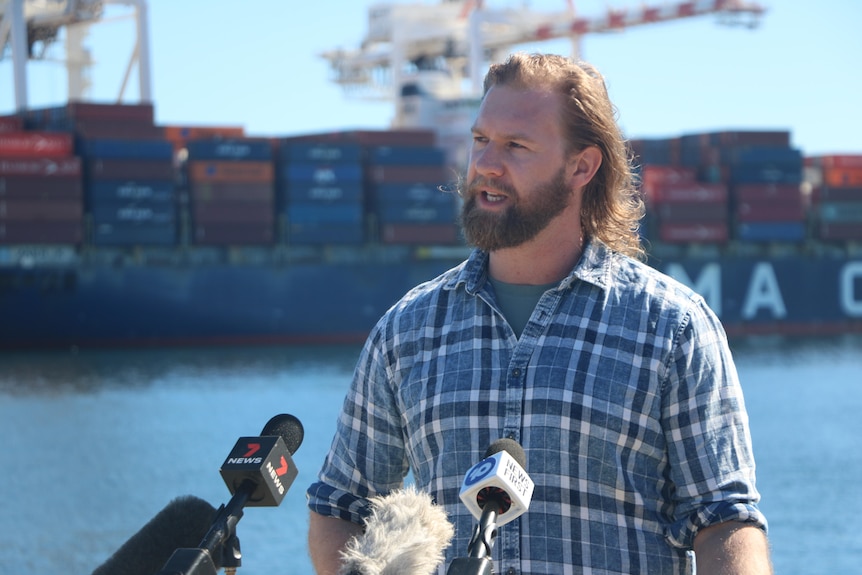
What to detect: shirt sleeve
<box><xmin>661</xmin><ymin>295</ymin><xmax>768</xmax><ymax>549</ymax></box>
<box><xmin>306</xmin><ymin>324</ymin><xmax>410</xmax><ymax>525</ymax></box>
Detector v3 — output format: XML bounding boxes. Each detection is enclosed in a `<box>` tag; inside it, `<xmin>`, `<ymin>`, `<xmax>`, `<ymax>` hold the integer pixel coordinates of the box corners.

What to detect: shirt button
<box><xmin>507</xmin><ymin>568</ymin><xmax>517</xmax><ymax>575</ymax></box>
<box><xmin>512</xmin><ymin>368</ymin><xmax>521</xmax><ymax>377</ymax></box>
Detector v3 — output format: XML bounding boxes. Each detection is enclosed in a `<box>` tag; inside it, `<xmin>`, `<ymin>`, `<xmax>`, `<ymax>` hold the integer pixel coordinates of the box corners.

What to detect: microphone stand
<box><xmin>446</xmin><ymin>500</ymin><xmax>501</xmax><ymax>575</ymax></box>
<box><xmin>156</xmin><ymin>479</ymin><xmax>256</xmax><ymax>575</ymax></box>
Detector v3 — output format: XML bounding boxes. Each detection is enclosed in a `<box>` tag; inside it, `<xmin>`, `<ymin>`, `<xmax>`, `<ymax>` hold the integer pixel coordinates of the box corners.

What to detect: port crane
<box><xmin>0</xmin><ymin>0</ymin><xmax>151</xmax><ymax>112</ymax></box>
<box><xmin>321</xmin><ymin>0</ymin><xmax>766</xmax><ymax>164</ymax></box>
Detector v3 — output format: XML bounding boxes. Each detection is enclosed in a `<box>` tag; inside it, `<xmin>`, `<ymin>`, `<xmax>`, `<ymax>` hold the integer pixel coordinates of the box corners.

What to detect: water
<box><xmin>0</xmin><ymin>337</ymin><xmax>860</xmax><ymax>575</ymax></box>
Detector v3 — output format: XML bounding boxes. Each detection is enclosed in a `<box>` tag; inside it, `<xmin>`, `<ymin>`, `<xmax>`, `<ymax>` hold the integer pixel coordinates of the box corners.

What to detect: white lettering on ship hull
<box><xmin>841</xmin><ymin>262</ymin><xmax>862</xmax><ymax>317</ymax></box>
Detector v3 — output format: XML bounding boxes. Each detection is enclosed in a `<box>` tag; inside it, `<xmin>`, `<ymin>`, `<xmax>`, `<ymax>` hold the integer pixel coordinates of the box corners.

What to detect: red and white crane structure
<box><xmin>321</xmin><ymin>0</ymin><xmax>765</xmax><ymax>160</ymax></box>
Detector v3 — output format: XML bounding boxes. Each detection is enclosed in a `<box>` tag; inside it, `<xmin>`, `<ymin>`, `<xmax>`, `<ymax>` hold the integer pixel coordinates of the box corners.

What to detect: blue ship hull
<box><xmin>2</xmin><ymin>247</ymin><xmax>860</xmax><ymax>349</ymax></box>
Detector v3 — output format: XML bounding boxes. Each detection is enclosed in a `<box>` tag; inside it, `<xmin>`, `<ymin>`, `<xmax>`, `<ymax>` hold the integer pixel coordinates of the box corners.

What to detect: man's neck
<box><xmin>488</xmin><ymin>232</ymin><xmax>584</xmax><ymax>285</ymax></box>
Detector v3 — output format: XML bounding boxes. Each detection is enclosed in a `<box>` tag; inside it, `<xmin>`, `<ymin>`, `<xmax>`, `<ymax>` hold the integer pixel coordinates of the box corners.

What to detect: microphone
<box><xmin>447</xmin><ymin>438</ymin><xmax>534</xmax><ymax>575</ymax></box>
<box><xmin>91</xmin><ymin>495</ymin><xmax>217</xmax><ymax>575</ymax></box>
<box><xmin>338</xmin><ymin>485</ymin><xmax>454</xmax><ymax>575</ymax></box>
<box><xmin>157</xmin><ymin>414</ymin><xmax>304</xmax><ymax>575</ymax></box>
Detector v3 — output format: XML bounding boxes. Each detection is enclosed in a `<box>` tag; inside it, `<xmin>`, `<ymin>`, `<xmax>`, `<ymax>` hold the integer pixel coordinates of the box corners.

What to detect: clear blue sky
<box><xmin>2</xmin><ymin>0</ymin><xmax>860</xmax><ymax>156</ymax></box>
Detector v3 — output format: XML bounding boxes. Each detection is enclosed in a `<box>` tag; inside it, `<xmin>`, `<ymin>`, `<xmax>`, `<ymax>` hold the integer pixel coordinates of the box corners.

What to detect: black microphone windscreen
<box><xmin>91</xmin><ymin>495</ymin><xmax>216</xmax><ymax>575</ymax></box>
<box><xmin>260</xmin><ymin>413</ymin><xmax>304</xmax><ymax>454</ymax></box>
<box><xmin>484</xmin><ymin>438</ymin><xmax>526</xmax><ymax>469</ymax></box>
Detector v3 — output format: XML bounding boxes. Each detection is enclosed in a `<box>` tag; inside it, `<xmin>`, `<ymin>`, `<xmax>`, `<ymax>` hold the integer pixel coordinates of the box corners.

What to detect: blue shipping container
<box><xmin>736</xmin><ymin>221</ymin><xmax>806</xmax><ymax>242</ymax></box>
<box><xmin>367</xmin><ymin>146</ymin><xmax>446</xmax><ymax>166</ymax></box>
<box><xmin>282</xmin><ymin>163</ymin><xmax>363</xmax><ymax>183</ymax></box>
<box><xmin>279</xmin><ymin>142</ymin><xmax>363</xmax><ymax>164</ymax></box>
<box><xmin>371</xmin><ymin>183</ymin><xmax>456</xmax><ymax>206</ymax></box>
<box><xmin>283</xmin><ymin>182</ymin><xmax>364</xmax><ymax>203</ymax></box>
<box><xmin>286</xmin><ymin>202</ymin><xmax>364</xmax><ymax>224</ymax></box>
<box><xmin>186</xmin><ymin>139</ymin><xmax>273</xmax><ymax>161</ymax></box>
<box><xmin>91</xmin><ymin>222</ymin><xmax>177</xmax><ymax>246</ymax></box>
<box><xmin>286</xmin><ymin>222</ymin><xmax>364</xmax><ymax>245</ymax></box>
<box><xmin>87</xmin><ymin>180</ymin><xmax>175</xmax><ymax>202</ymax></box>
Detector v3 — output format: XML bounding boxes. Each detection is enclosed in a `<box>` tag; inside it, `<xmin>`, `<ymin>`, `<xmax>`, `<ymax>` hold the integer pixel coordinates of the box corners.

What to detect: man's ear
<box><xmin>569</xmin><ymin>146</ymin><xmax>602</xmax><ymax>189</ymax></box>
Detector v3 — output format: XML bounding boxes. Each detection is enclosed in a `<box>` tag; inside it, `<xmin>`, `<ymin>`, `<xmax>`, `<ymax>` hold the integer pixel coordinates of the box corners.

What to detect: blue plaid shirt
<box><xmin>307</xmin><ymin>239</ymin><xmax>766</xmax><ymax>575</ymax></box>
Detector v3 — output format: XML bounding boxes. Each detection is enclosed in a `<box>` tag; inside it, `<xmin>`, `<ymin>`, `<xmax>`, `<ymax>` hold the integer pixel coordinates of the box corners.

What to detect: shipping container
<box><xmin>82</xmin><ymin>139</ymin><xmax>174</xmax><ymax>160</ymax></box>
<box><xmin>817</xmin><ymin>201</ymin><xmax>862</xmax><ymax>223</ymax></box>
<box><xmin>645</xmin><ymin>181</ymin><xmax>728</xmax><ymax>204</ymax></box>
<box><xmin>812</xmin><ymin>186</ymin><xmax>862</xmax><ymax>202</ymax></box>
<box><xmin>654</xmin><ymin>202</ymin><xmax>728</xmax><ymax>223</ymax></box>
<box><xmin>0</xmin><ymin>221</ymin><xmax>82</xmax><ymax>244</ymax></box>
<box><xmin>368</xmin><ymin>146</ymin><xmax>446</xmax><ymax>166</ymax></box>
<box><xmin>191</xmin><ymin>182</ymin><xmax>274</xmax><ymax>203</ymax></box>
<box><xmin>186</xmin><ymin>139</ymin><xmax>273</xmax><ymax>161</ymax></box>
<box><xmin>192</xmin><ymin>202</ymin><xmax>274</xmax><ymax>224</ymax></box>
<box><xmin>1</xmin><ymin>176</ymin><xmax>83</xmax><ymax>199</ymax></box>
<box><xmin>283</xmin><ymin>129</ymin><xmax>436</xmax><ymax>147</ymax></box>
<box><xmin>0</xmin><ymin>199</ymin><xmax>83</xmax><ymax>221</ymax></box>
<box><xmin>187</xmin><ymin>161</ymin><xmax>274</xmax><ymax>184</ymax></box>
<box><xmin>90</xmin><ymin>203</ymin><xmax>175</xmax><ymax>225</ymax></box>
<box><xmin>817</xmin><ymin>222</ymin><xmax>862</xmax><ymax>241</ymax></box>
<box><xmin>822</xmin><ymin>167</ymin><xmax>862</xmax><ymax>188</ymax></box>
<box><xmin>376</xmin><ymin>202</ymin><xmax>457</xmax><ymax>224</ymax></box>
<box><xmin>658</xmin><ymin>222</ymin><xmax>728</xmax><ymax>243</ymax></box>
<box><xmin>286</xmin><ymin>221</ymin><xmax>365</xmax><ymax>245</ymax></box>
<box><xmin>367</xmin><ymin>165</ymin><xmax>451</xmax><ymax>185</ymax></box>
<box><xmin>0</xmin><ymin>157</ymin><xmax>82</xmax><ymax>177</ymax></box>
<box><xmin>88</xmin><ymin>159</ymin><xmax>175</xmax><ymax>181</ymax></box>
<box><xmin>732</xmin><ymin>183</ymin><xmax>803</xmax><ymax>203</ymax></box>
<box><xmin>735</xmin><ymin>199</ymin><xmax>806</xmax><ymax>222</ymax></box>
<box><xmin>736</xmin><ymin>222</ymin><xmax>806</xmax><ymax>242</ymax></box>
<box><xmin>92</xmin><ymin>222</ymin><xmax>176</xmax><ymax>246</ymax></box>
<box><xmin>806</xmin><ymin>154</ymin><xmax>862</xmax><ymax>170</ymax></box>
<box><xmin>282</xmin><ymin>163</ymin><xmax>363</xmax><ymax>183</ymax></box>
<box><xmin>286</xmin><ymin>202</ymin><xmax>364</xmax><ymax>224</ymax></box>
<box><xmin>0</xmin><ymin>132</ymin><xmax>75</xmax><ymax>158</ymax></box>
<box><xmin>193</xmin><ymin>223</ymin><xmax>274</xmax><ymax>245</ymax></box>
<box><xmin>279</xmin><ymin>142</ymin><xmax>363</xmax><ymax>164</ymax></box>
<box><xmin>283</xmin><ymin>182</ymin><xmax>364</xmax><ymax>203</ymax></box>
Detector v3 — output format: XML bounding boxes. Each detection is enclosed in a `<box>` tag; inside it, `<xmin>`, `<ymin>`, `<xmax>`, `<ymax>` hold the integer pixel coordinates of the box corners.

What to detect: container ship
<box><xmin>1</xmin><ymin>1</ymin><xmax>860</xmax><ymax>349</ymax></box>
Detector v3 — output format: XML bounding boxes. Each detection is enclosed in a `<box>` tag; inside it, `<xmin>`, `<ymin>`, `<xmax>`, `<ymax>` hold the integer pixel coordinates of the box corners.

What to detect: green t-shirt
<box><xmin>488</xmin><ymin>277</ymin><xmax>557</xmax><ymax>338</ymax></box>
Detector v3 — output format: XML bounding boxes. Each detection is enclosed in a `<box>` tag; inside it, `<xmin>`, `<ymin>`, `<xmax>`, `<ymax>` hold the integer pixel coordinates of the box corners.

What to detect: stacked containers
<box><xmin>807</xmin><ymin>154</ymin><xmax>862</xmax><ymax>242</ymax></box>
<box><xmin>679</xmin><ymin>130</ymin><xmax>805</xmax><ymax>243</ymax></box>
<box><xmin>185</xmin><ymin>138</ymin><xmax>275</xmax><ymax>245</ymax></box>
<box><xmin>0</xmin><ymin>121</ymin><xmax>83</xmax><ymax>244</ymax></box>
<box><xmin>363</xmin><ymin>131</ymin><xmax>459</xmax><ymax>245</ymax></box>
<box><xmin>83</xmin><ymin>138</ymin><xmax>177</xmax><ymax>245</ymax></box>
<box><xmin>632</xmin><ymin>136</ymin><xmax>729</xmax><ymax>245</ymax></box>
<box><xmin>638</xmin><ymin>163</ymin><xmax>729</xmax><ymax>244</ymax></box>
<box><xmin>278</xmin><ymin>139</ymin><xmax>365</xmax><ymax>245</ymax></box>
<box><xmin>22</xmin><ymin>102</ymin><xmax>177</xmax><ymax>246</ymax></box>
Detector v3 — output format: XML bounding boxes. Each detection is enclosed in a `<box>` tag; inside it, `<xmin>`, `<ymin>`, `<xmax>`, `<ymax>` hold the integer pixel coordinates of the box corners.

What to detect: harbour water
<box><xmin>1</xmin><ymin>336</ymin><xmax>860</xmax><ymax>575</ymax></box>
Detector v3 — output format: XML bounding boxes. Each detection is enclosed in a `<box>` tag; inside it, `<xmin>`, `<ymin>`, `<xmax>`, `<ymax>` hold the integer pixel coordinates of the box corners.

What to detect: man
<box><xmin>307</xmin><ymin>52</ymin><xmax>771</xmax><ymax>575</ymax></box>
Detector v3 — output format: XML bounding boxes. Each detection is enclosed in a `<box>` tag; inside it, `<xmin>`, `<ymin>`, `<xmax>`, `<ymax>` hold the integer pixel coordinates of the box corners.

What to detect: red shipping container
<box><xmin>284</xmin><ymin>129</ymin><xmax>436</xmax><ymax>147</ymax></box>
<box><xmin>368</xmin><ymin>165</ymin><xmax>450</xmax><ymax>185</ymax></box>
<box><xmin>647</xmin><ymin>181</ymin><xmax>728</xmax><ymax>204</ymax></box>
<box><xmin>65</xmin><ymin>102</ymin><xmax>155</xmax><ymax>123</ymax></box>
<box><xmin>733</xmin><ymin>183</ymin><xmax>802</xmax><ymax>203</ymax></box>
<box><xmin>191</xmin><ymin>182</ymin><xmax>274</xmax><ymax>202</ymax></box>
<box><xmin>0</xmin><ymin>132</ymin><xmax>74</xmax><ymax>158</ymax></box>
<box><xmin>381</xmin><ymin>223</ymin><xmax>460</xmax><ymax>244</ymax></box>
<box><xmin>655</xmin><ymin>202</ymin><xmax>728</xmax><ymax>223</ymax></box>
<box><xmin>193</xmin><ymin>223</ymin><xmax>274</xmax><ymax>245</ymax></box>
<box><xmin>0</xmin><ymin>157</ymin><xmax>81</xmax><ymax>177</ymax></box>
<box><xmin>658</xmin><ymin>222</ymin><xmax>728</xmax><ymax>243</ymax></box>
<box><xmin>736</xmin><ymin>199</ymin><xmax>805</xmax><ymax>222</ymax></box>
<box><xmin>72</xmin><ymin>120</ymin><xmax>166</xmax><ymax>141</ymax></box>
<box><xmin>188</xmin><ymin>161</ymin><xmax>273</xmax><ymax>184</ymax></box>
<box><xmin>0</xmin><ymin>199</ymin><xmax>83</xmax><ymax>221</ymax></box>
<box><xmin>713</xmin><ymin>130</ymin><xmax>791</xmax><ymax>147</ymax></box>
<box><xmin>818</xmin><ymin>222</ymin><xmax>862</xmax><ymax>241</ymax></box>
<box><xmin>806</xmin><ymin>155</ymin><xmax>862</xmax><ymax>170</ymax></box>
<box><xmin>811</xmin><ymin>186</ymin><xmax>862</xmax><ymax>203</ymax></box>
<box><xmin>639</xmin><ymin>165</ymin><xmax>697</xmax><ymax>196</ymax></box>
<box><xmin>192</xmin><ymin>201</ymin><xmax>274</xmax><ymax>223</ymax></box>
<box><xmin>0</xmin><ymin>116</ymin><xmax>23</xmax><ymax>133</ymax></box>
<box><xmin>0</xmin><ymin>221</ymin><xmax>82</xmax><ymax>244</ymax></box>
<box><xmin>1</xmin><ymin>176</ymin><xmax>83</xmax><ymax>199</ymax></box>
<box><xmin>163</xmin><ymin>125</ymin><xmax>245</xmax><ymax>143</ymax></box>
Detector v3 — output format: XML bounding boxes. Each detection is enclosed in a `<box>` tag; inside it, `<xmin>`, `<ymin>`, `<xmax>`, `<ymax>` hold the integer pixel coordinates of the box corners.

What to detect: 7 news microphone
<box><xmin>156</xmin><ymin>413</ymin><xmax>304</xmax><ymax>575</ymax></box>
<box><xmin>447</xmin><ymin>438</ymin><xmax>534</xmax><ymax>575</ymax></box>
<box><xmin>92</xmin><ymin>413</ymin><xmax>304</xmax><ymax>575</ymax></box>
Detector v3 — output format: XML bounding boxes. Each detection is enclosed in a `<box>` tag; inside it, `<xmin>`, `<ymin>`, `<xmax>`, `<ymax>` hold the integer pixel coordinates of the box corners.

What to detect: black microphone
<box><xmin>157</xmin><ymin>414</ymin><xmax>304</xmax><ymax>575</ymax></box>
<box><xmin>338</xmin><ymin>485</ymin><xmax>454</xmax><ymax>575</ymax></box>
<box><xmin>447</xmin><ymin>438</ymin><xmax>534</xmax><ymax>575</ymax></box>
<box><xmin>91</xmin><ymin>495</ymin><xmax>217</xmax><ymax>575</ymax></box>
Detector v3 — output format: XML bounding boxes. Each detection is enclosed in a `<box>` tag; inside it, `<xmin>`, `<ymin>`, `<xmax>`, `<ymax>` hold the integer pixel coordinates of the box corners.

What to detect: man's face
<box><xmin>460</xmin><ymin>85</ymin><xmax>577</xmax><ymax>252</ymax></box>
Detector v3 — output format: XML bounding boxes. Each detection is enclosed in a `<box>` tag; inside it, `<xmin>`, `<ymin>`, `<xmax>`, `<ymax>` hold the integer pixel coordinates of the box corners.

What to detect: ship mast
<box><xmin>321</xmin><ymin>0</ymin><xmax>766</xmax><ymax>165</ymax></box>
<box><xmin>0</xmin><ymin>0</ymin><xmax>152</xmax><ymax>112</ymax></box>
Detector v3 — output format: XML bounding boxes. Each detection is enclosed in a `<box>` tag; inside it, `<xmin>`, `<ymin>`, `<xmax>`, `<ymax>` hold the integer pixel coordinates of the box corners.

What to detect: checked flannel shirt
<box><xmin>307</xmin><ymin>238</ymin><xmax>767</xmax><ymax>575</ymax></box>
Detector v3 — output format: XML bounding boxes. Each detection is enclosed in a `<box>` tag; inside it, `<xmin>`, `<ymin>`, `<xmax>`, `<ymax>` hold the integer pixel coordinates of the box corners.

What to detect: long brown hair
<box><xmin>483</xmin><ymin>52</ymin><xmax>645</xmax><ymax>260</ymax></box>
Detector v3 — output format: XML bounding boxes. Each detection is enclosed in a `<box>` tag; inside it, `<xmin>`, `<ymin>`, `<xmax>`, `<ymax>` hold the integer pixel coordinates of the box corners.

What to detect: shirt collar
<box><xmin>444</xmin><ymin>237</ymin><xmax>612</xmax><ymax>295</ymax></box>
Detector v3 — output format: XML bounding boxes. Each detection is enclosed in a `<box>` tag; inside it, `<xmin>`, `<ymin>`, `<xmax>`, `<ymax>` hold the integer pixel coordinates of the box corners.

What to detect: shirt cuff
<box><xmin>307</xmin><ymin>480</ymin><xmax>373</xmax><ymax>525</ymax></box>
<box><xmin>665</xmin><ymin>501</ymin><xmax>769</xmax><ymax>550</ymax></box>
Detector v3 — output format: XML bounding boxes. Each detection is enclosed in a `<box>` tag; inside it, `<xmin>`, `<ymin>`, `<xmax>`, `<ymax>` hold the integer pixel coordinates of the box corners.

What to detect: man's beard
<box><xmin>458</xmin><ymin>167</ymin><xmax>572</xmax><ymax>252</ymax></box>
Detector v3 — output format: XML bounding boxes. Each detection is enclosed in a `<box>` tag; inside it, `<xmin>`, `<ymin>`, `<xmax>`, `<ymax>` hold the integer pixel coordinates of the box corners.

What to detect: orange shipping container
<box><xmin>823</xmin><ymin>167</ymin><xmax>862</xmax><ymax>188</ymax></box>
<box><xmin>188</xmin><ymin>161</ymin><xmax>274</xmax><ymax>183</ymax></box>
